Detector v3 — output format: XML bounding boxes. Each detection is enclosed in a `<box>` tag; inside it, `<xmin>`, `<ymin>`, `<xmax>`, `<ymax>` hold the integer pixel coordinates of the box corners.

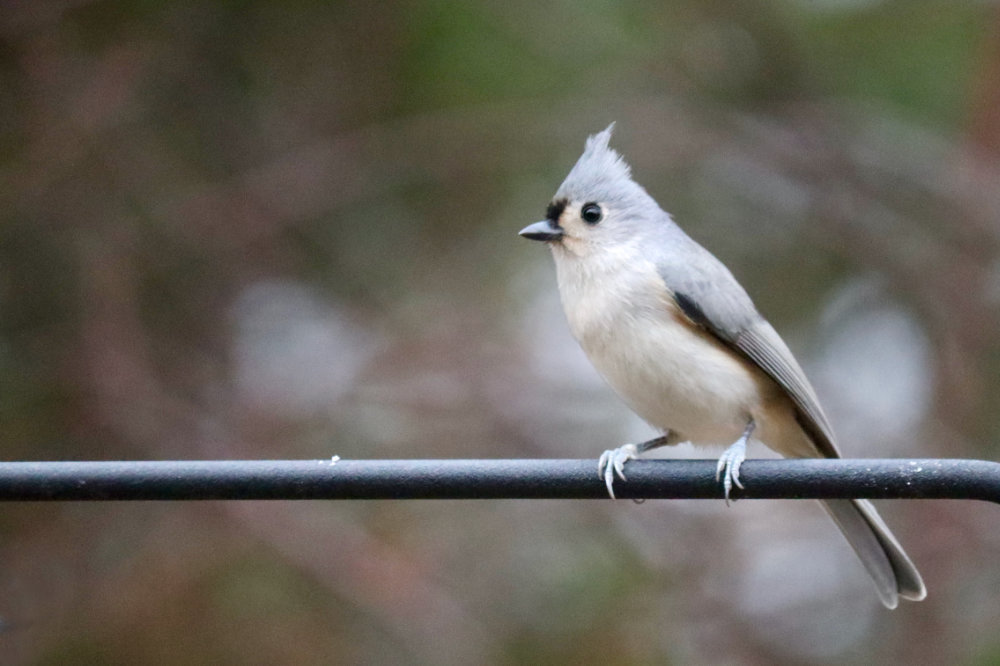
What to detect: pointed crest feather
<box><xmin>555</xmin><ymin>123</ymin><xmax>651</xmax><ymax>211</ymax></box>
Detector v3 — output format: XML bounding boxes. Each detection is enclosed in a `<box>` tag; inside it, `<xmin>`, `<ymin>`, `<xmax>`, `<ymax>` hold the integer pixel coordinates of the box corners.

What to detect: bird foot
<box><xmin>716</xmin><ymin>420</ymin><xmax>755</xmax><ymax>505</ymax></box>
<box><xmin>715</xmin><ymin>440</ymin><xmax>746</xmax><ymax>505</ymax></box>
<box><xmin>598</xmin><ymin>444</ymin><xmax>640</xmax><ymax>499</ymax></box>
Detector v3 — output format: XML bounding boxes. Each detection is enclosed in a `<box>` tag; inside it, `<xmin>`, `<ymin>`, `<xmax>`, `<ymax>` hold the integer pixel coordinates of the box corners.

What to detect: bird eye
<box><xmin>581</xmin><ymin>202</ymin><xmax>603</xmax><ymax>224</ymax></box>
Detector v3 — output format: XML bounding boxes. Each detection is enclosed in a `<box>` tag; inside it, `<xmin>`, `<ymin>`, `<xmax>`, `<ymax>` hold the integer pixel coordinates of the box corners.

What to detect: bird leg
<box><xmin>715</xmin><ymin>418</ymin><xmax>756</xmax><ymax>505</ymax></box>
<box><xmin>598</xmin><ymin>433</ymin><xmax>672</xmax><ymax>500</ymax></box>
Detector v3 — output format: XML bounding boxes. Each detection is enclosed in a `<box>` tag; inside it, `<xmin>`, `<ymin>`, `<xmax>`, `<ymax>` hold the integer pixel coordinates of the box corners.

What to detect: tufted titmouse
<box><xmin>519</xmin><ymin>125</ymin><xmax>925</xmax><ymax>608</ymax></box>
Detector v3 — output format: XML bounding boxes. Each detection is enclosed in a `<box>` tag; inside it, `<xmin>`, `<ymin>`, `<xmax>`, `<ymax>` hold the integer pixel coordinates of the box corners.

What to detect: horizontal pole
<box><xmin>0</xmin><ymin>458</ymin><xmax>997</xmax><ymax>503</ymax></box>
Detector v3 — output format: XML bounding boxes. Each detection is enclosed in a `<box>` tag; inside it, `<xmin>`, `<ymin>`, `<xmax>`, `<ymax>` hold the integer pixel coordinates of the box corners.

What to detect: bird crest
<box><xmin>555</xmin><ymin>123</ymin><xmax>648</xmax><ymax>209</ymax></box>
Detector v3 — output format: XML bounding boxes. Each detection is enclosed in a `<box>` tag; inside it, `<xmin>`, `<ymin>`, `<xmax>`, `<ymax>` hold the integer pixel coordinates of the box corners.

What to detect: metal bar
<box><xmin>0</xmin><ymin>458</ymin><xmax>997</xmax><ymax>503</ymax></box>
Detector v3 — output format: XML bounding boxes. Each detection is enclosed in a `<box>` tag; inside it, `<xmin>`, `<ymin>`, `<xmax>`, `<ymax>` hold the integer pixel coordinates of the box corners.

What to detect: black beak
<box><xmin>519</xmin><ymin>220</ymin><xmax>563</xmax><ymax>242</ymax></box>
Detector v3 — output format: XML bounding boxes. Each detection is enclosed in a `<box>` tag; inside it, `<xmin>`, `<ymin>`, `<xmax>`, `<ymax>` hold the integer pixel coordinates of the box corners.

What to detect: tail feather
<box><xmin>821</xmin><ymin>499</ymin><xmax>926</xmax><ymax>609</ymax></box>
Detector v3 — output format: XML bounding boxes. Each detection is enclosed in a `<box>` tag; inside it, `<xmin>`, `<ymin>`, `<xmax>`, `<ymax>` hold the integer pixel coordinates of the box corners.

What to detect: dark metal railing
<box><xmin>0</xmin><ymin>458</ymin><xmax>997</xmax><ymax>503</ymax></box>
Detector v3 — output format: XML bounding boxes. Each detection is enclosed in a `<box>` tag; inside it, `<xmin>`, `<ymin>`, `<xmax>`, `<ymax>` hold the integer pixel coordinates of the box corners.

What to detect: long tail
<box><xmin>820</xmin><ymin>499</ymin><xmax>926</xmax><ymax>609</ymax></box>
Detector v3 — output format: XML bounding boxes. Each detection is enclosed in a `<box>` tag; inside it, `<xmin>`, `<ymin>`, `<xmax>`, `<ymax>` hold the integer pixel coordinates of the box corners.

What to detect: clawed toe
<box><xmin>597</xmin><ymin>444</ymin><xmax>639</xmax><ymax>499</ymax></box>
<box><xmin>716</xmin><ymin>424</ymin><xmax>753</xmax><ymax>505</ymax></box>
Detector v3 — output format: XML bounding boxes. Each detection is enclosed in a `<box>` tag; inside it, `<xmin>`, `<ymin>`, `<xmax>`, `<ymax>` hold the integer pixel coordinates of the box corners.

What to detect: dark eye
<box><xmin>581</xmin><ymin>202</ymin><xmax>603</xmax><ymax>224</ymax></box>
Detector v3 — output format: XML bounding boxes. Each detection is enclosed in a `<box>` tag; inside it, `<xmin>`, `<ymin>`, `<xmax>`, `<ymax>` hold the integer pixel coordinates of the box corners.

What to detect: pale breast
<box><xmin>554</xmin><ymin>254</ymin><xmax>772</xmax><ymax>445</ymax></box>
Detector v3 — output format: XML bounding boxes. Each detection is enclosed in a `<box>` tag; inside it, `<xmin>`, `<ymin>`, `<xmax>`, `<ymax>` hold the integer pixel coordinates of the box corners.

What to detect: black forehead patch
<box><xmin>546</xmin><ymin>198</ymin><xmax>568</xmax><ymax>222</ymax></box>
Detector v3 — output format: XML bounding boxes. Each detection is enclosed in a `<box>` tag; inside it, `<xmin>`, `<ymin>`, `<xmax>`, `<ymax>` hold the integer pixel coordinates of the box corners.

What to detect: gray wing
<box><xmin>661</xmin><ymin>258</ymin><xmax>840</xmax><ymax>458</ymax></box>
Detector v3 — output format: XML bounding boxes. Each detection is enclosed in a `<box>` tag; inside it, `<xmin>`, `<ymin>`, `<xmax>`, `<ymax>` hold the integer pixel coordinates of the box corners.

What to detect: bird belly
<box><xmin>555</xmin><ymin>254</ymin><xmax>807</xmax><ymax>453</ymax></box>
<box><xmin>590</xmin><ymin>312</ymin><xmax>766</xmax><ymax>444</ymax></box>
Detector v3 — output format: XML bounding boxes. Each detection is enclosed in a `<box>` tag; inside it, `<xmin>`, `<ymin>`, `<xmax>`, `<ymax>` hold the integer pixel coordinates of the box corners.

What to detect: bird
<box><xmin>518</xmin><ymin>124</ymin><xmax>925</xmax><ymax>608</ymax></box>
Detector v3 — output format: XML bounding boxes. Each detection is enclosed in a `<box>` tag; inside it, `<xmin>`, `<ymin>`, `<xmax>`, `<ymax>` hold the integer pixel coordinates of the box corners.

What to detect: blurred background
<box><xmin>2</xmin><ymin>0</ymin><xmax>1000</xmax><ymax>663</ymax></box>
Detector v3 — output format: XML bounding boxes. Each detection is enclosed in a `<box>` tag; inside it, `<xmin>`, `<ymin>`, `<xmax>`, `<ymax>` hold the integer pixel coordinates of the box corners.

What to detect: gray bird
<box><xmin>519</xmin><ymin>124</ymin><xmax>925</xmax><ymax>608</ymax></box>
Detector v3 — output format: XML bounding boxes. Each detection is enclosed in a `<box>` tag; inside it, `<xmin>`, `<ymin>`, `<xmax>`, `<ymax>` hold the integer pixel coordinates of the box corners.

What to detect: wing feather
<box><xmin>734</xmin><ymin>321</ymin><xmax>840</xmax><ymax>458</ymax></box>
<box><xmin>667</xmin><ymin>268</ymin><xmax>839</xmax><ymax>458</ymax></box>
